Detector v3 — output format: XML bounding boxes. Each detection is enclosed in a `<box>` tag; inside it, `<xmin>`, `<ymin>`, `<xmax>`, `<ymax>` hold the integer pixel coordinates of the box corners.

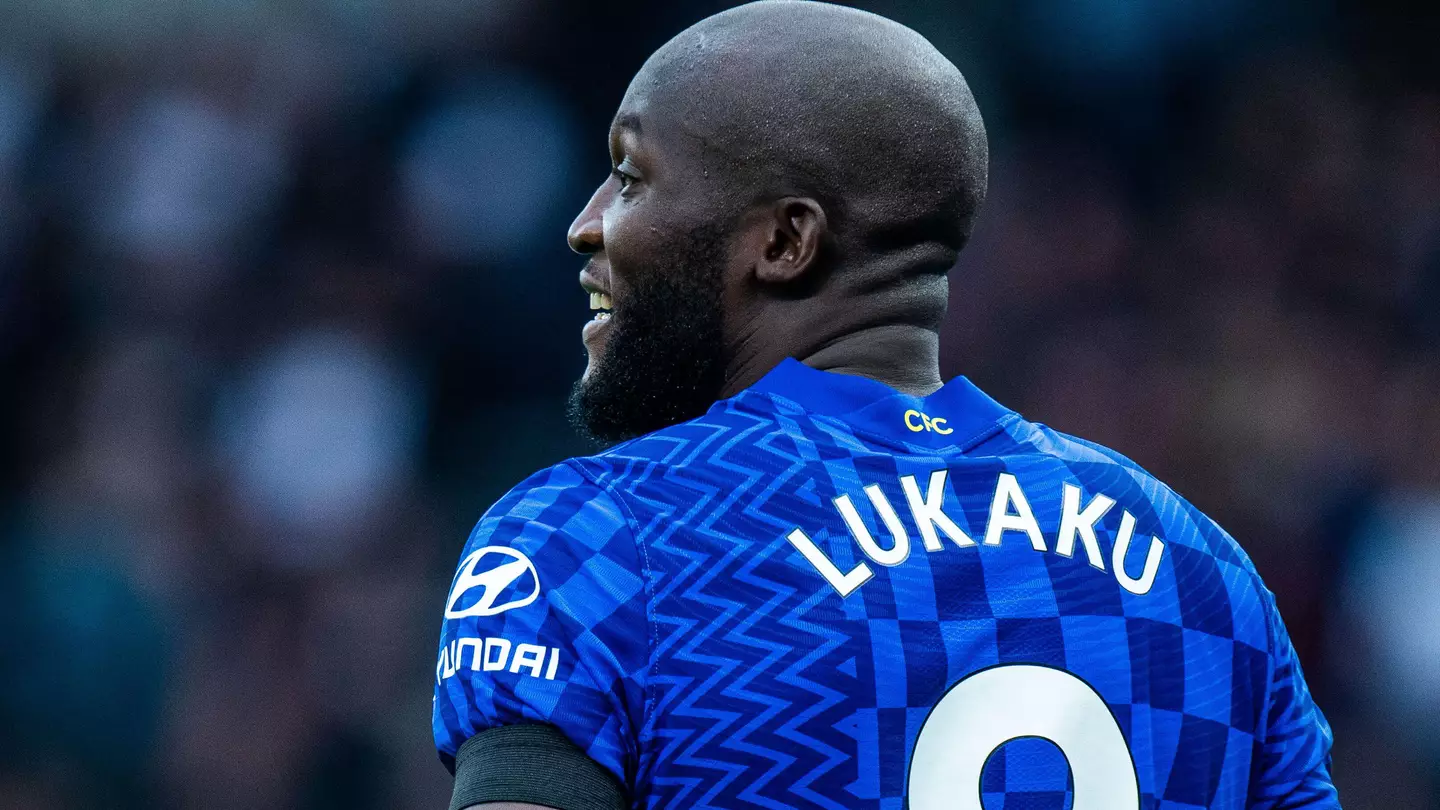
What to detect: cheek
<box><xmin>602</xmin><ymin>187</ymin><xmax>725</xmax><ymax>295</ymax></box>
<box><xmin>600</xmin><ymin>203</ymin><xmax>623</xmax><ymax>250</ymax></box>
<box><xmin>601</xmin><ymin>198</ymin><xmax>638</xmax><ymax>256</ymax></box>
<box><xmin>600</xmin><ymin>187</ymin><xmax>655</xmax><ymax>243</ymax></box>
<box><xmin>601</xmin><ymin>203</ymin><xmax>666</xmax><ymax>295</ymax></box>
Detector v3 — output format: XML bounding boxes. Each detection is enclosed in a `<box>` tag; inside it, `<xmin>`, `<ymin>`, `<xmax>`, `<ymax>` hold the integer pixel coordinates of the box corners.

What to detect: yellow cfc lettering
<box><xmin>905</xmin><ymin>409</ymin><xmax>926</xmax><ymax>432</ymax></box>
<box><xmin>904</xmin><ymin>409</ymin><xmax>953</xmax><ymax>435</ymax></box>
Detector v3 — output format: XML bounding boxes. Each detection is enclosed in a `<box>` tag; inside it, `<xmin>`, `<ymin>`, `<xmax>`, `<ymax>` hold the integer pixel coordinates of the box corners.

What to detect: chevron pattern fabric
<box><xmin>434</xmin><ymin>359</ymin><xmax>1339</xmax><ymax>809</ymax></box>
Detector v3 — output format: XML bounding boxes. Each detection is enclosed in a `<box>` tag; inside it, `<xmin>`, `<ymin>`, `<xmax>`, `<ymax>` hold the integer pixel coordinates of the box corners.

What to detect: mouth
<box><xmin>579</xmin><ymin>267</ymin><xmax>616</xmax><ymax>357</ymax></box>
<box><xmin>587</xmin><ymin>290</ymin><xmax>613</xmax><ymax>322</ymax></box>
<box><xmin>580</xmin><ymin>264</ymin><xmax>614</xmax><ymax>326</ymax></box>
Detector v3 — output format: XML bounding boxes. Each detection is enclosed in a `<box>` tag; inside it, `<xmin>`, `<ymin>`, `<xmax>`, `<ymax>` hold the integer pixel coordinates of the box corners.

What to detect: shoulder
<box><xmin>437</xmin><ymin>465</ymin><xmax>653</xmax><ymax>780</ymax></box>
<box><xmin>563</xmin><ymin>395</ymin><xmax>788</xmax><ymax>490</ymax></box>
<box><xmin>471</xmin><ymin>461</ymin><xmax>629</xmax><ymax>543</ymax></box>
<box><xmin>459</xmin><ymin>461</ymin><xmax>640</xmax><ymax>607</ymax></box>
<box><xmin>1002</xmin><ymin>418</ymin><xmax>1267</xmax><ymax>584</ymax></box>
<box><xmin>448</xmin><ymin>460</ymin><xmax>650</xmax><ymax>668</ymax></box>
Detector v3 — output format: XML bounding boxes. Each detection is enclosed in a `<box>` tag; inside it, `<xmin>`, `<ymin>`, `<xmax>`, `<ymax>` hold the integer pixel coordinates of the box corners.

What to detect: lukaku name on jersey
<box><xmin>434</xmin><ymin>362</ymin><xmax>1337</xmax><ymax>809</ymax></box>
<box><xmin>785</xmin><ymin>465</ymin><xmax>1165</xmax><ymax>599</ymax></box>
<box><xmin>432</xmin><ymin>3</ymin><xmax>1339</xmax><ymax>809</ymax></box>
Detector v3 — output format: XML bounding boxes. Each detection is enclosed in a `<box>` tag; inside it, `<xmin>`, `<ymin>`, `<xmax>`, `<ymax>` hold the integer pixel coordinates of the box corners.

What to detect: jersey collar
<box><xmin>744</xmin><ymin>357</ymin><xmax>1016</xmax><ymax>450</ymax></box>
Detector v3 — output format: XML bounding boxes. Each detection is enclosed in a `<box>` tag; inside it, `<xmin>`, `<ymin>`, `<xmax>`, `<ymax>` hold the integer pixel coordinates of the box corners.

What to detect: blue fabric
<box><xmin>434</xmin><ymin>358</ymin><xmax>1339</xmax><ymax>808</ymax></box>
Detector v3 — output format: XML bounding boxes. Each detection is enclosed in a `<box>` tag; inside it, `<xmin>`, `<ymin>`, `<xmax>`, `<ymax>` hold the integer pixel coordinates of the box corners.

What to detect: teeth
<box><xmin>588</xmin><ymin>292</ymin><xmax>613</xmax><ymax>311</ymax></box>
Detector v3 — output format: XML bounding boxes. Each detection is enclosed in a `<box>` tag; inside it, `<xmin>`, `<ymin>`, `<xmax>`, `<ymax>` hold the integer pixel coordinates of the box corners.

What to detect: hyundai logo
<box><xmin>444</xmin><ymin>546</ymin><xmax>542</xmax><ymax>619</ymax></box>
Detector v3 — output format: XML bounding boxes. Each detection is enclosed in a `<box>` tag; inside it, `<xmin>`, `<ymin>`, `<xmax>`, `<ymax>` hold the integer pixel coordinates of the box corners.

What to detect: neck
<box><xmin>721</xmin><ymin>322</ymin><xmax>944</xmax><ymax>398</ymax></box>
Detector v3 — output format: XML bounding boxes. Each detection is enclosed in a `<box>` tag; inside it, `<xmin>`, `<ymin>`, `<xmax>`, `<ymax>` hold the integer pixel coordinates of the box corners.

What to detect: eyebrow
<box><xmin>612</xmin><ymin>113</ymin><xmax>643</xmax><ymax>136</ymax></box>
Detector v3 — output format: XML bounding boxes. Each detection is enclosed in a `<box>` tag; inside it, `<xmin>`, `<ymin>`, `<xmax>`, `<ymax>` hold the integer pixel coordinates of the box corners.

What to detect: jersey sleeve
<box><xmin>432</xmin><ymin>461</ymin><xmax>650</xmax><ymax>794</ymax></box>
<box><xmin>1250</xmin><ymin>588</ymin><xmax>1340</xmax><ymax>809</ymax></box>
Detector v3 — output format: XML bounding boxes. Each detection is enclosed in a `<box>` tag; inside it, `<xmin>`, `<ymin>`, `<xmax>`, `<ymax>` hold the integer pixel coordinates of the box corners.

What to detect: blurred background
<box><xmin>0</xmin><ymin>0</ymin><xmax>1436</xmax><ymax>807</ymax></box>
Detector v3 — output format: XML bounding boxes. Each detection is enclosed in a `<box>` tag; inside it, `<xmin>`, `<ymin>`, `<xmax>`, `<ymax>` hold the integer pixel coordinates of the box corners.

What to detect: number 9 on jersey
<box><xmin>907</xmin><ymin>664</ymin><xmax>1140</xmax><ymax>809</ymax></box>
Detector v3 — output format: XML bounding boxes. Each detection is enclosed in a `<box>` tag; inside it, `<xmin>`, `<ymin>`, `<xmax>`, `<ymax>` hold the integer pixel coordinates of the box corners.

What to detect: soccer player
<box><xmin>433</xmin><ymin>2</ymin><xmax>1340</xmax><ymax>808</ymax></box>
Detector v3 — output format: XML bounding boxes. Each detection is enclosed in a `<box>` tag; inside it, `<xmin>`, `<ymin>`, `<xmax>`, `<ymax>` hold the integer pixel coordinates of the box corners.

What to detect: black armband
<box><xmin>450</xmin><ymin>724</ymin><xmax>626</xmax><ymax>810</ymax></box>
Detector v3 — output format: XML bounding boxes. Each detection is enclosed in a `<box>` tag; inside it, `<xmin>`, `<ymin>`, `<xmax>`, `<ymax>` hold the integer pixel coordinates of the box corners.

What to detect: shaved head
<box><xmin>631</xmin><ymin>1</ymin><xmax>988</xmax><ymax>256</ymax></box>
<box><xmin>568</xmin><ymin>1</ymin><xmax>989</xmax><ymax>444</ymax></box>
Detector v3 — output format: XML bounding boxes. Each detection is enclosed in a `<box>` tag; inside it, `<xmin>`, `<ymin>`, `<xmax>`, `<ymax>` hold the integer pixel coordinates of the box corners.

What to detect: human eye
<box><xmin>610</xmin><ymin>158</ymin><xmax>640</xmax><ymax>192</ymax></box>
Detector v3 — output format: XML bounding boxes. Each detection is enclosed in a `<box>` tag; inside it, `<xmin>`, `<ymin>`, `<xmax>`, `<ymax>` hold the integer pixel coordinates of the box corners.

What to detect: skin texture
<box><xmin>564</xmin><ymin>0</ymin><xmax>987</xmax><ymax>445</ymax></box>
<box><xmin>465</xmin><ymin>1</ymin><xmax>987</xmax><ymax>806</ymax></box>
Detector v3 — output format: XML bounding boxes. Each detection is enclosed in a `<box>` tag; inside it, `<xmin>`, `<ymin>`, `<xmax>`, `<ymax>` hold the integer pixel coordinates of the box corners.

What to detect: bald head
<box><xmin>567</xmin><ymin>2</ymin><xmax>988</xmax><ymax>441</ymax></box>
<box><xmin>627</xmin><ymin>0</ymin><xmax>988</xmax><ymax>256</ymax></box>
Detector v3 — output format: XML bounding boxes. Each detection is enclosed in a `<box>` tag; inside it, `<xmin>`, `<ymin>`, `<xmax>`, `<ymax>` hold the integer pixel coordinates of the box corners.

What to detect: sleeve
<box><xmin>1249</xmin><ymin>588</ymin><xmax>1341</xmax><ymax>809</ymax></box>
<box><xmin>433</xmin><ymin>461</ymin><xmax>650</xmax><ymax>798</ymax></box>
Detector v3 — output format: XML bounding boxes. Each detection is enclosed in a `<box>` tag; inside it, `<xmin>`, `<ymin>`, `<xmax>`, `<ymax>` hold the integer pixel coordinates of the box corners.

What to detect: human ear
<box><xmin>754</xmin><ymin>197</ymin><xmax>827</xmax><ymax>284</ymax></box>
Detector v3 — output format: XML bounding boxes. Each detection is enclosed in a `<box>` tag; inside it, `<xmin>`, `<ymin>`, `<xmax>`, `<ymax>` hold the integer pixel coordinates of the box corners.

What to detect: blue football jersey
<box><xmin>434</xmin><ymin>358</ymin><xmax>1338</xmax><ymax>809</ymax></box>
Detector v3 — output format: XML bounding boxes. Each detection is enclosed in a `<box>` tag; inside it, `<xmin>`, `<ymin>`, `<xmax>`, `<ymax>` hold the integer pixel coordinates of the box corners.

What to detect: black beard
<box><xmin>567</xmin><ymin>227</ymin><xmax>728</xmax><ymax>446</ymax></box>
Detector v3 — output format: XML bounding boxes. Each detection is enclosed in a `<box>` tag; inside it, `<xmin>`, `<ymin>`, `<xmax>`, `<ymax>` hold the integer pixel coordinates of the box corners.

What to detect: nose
<box><xmin>567</xmin><ymin>183</ymin><xmax>606</xmax><ymax>255</ymax></box>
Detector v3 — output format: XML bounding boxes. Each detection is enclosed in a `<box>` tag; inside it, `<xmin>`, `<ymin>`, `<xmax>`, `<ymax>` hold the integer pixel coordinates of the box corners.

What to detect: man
<box><xmin>433</xmin><ymin>2</ymin><xmax>1340</xmax><ymax>808</ymax></box>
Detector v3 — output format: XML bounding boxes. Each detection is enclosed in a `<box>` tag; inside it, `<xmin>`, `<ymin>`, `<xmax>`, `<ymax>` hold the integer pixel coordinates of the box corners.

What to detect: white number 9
<box><xmin>907</xmin><ymin>664</ymin><xmax>1140</xmax><ymax>809</ymax></box>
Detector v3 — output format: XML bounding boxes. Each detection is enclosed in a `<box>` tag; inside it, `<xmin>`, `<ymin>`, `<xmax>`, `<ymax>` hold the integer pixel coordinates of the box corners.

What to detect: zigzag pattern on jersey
<box><xmin>436</xmin><ymin>364</ymin><xmax>1336</xmax><ymax>809</ymax></box>
<box><xmin>581</xmin><ymin>397</ymin><xmax>865</xmax><ymax>809</ymax></box>
<box><xmin>584</xmin><ymin>389</ymin><xmax>1311</xmax><ymax>809</ymax></box>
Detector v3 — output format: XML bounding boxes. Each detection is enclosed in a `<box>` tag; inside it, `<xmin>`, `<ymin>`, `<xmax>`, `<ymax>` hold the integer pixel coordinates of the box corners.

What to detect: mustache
<box><xmin>582</xmin><ymin>258</ymin><xmax>614</xmax><ymax>301</ymax></box>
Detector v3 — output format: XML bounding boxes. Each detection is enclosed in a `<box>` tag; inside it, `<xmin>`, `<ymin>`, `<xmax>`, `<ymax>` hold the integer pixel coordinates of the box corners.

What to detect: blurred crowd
<box><xmin>0</xmin><ymin>1</ymin><xmax>1435</xmax><ymax>808</ymax></box>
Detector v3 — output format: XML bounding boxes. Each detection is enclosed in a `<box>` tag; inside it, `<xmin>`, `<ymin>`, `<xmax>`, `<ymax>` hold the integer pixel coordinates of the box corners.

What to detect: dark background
<box><xmin>0</xmin><ymin>1</ymin><xmax>1437</xmax><ymax>807</ymax></box>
